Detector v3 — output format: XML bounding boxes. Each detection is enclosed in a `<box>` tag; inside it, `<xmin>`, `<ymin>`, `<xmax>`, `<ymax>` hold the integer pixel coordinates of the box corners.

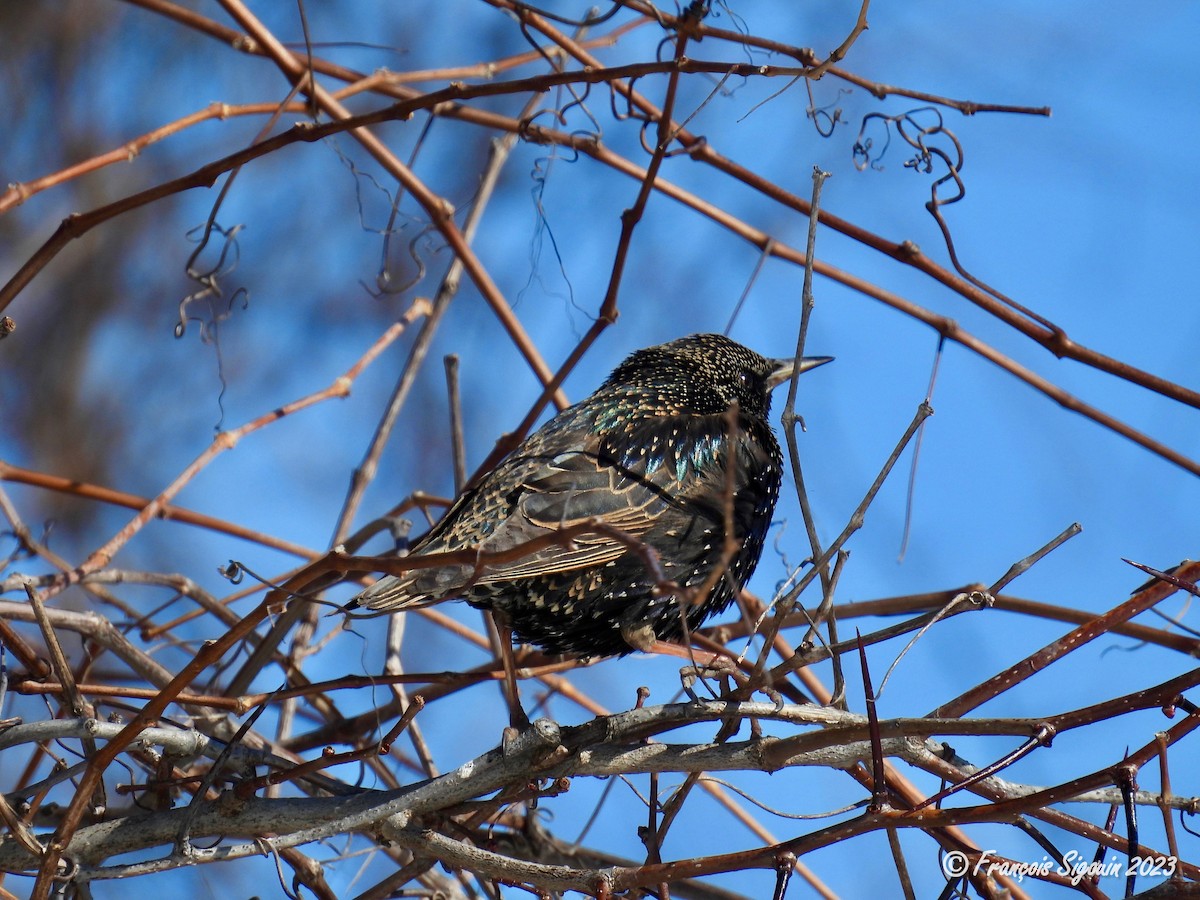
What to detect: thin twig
<box><xmin>444</xmin><ymin>354</ymin><xmax>467</xmax><ymax>493</ymax></box>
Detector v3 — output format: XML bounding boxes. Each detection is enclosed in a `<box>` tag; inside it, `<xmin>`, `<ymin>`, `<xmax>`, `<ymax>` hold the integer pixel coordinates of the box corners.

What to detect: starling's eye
<box><xmin>738</xmin><ymin>371</ymin><xmax>753</xmax><ymax>389</ymax></box>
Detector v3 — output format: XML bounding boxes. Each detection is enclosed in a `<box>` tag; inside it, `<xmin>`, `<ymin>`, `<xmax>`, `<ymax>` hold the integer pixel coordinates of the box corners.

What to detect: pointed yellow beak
<box><xmin>766</xmin><ymin>355</ymin><xmax>833</xmax><ymax>391</ymax></box>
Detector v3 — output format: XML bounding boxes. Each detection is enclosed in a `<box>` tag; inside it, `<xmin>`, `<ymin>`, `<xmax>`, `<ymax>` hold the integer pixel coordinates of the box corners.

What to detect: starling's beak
<box><xmin>766</xmin><ymin>355</ymin><xmax>833</xmax><ymax>391</ymax></box>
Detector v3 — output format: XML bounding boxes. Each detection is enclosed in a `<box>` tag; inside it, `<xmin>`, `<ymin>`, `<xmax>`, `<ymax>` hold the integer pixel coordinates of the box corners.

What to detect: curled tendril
<box><xmin>364</xmin><ymin>226</ymin><xmax>432</xmax><ymax>299</ymax></box>
<box><xmin>175</xmin><ymin>222</ymin><xmax>248</xmax><ymax>340</ymax></box>
<box><xmin>1181</xmin><ymin>807</ymin><xmax>1200</xmax><ymax>839</ymax></box>
<box><xmin>218</xmin><ymin>561</ymin><xmax>245</xmax><ymax>584</ymax></box>
<box><xmin>853</xmin><ymin>107</ymin><xmax>961</xmax><ymax>181</ymax></box>
<box><xmin>655</xmin><ymin>34</ymin><xmax>676</xmax><ymax>63</ymax></box>
<box><xmin>610</xmin><ymin>74</ymin><xmax>653</xmax><ymax>127</ymax></box>
<box><xmin>516</xmin><ymin>17</ymin><xmax>600</xmax><ymax>132</ymax></box>
<box><xmin>853</xmin><ymin>112</ymin><xmax>893</xmax><ymax>171</ymax></box>
<box><xmin>805</xmin><ymin>85</ymin><xmax>849</xmax><ymax>138</ymax></box>
<box><xmin>809</xmin><ymin>82</ymin><xmax>852</xmax><ymax>136</ymax></box>
<box><xmin>549</xmin><ymin>81</ymin><xmax>599</xmax><ymax>135</ymax></box>
<box><xmin>707</xmin><ymin>0</ymin><xmax>750</xmax><ymax>35</ymax></box>
<box><xmin>507</xmin><ymin>1</ymin><xmax>623</xmax><ymax>28</ymax></box>
<box><xmin>175</xmin><ymin>286</ymin><xmax>249</xmax><ymax>342</ymax></box>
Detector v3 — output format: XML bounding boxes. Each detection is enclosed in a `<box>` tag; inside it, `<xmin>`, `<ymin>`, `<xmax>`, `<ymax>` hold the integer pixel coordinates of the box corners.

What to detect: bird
<box><xmin>350</xmin><ymin>333</ymin><xmax>831</xmax><ymax>658</ymax></box>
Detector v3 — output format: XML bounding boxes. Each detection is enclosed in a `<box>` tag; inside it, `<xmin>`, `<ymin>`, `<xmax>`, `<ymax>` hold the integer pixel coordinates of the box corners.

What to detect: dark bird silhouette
<box><xmin>351</xmin><ymin>333</ymin><xmax>831</xmax><ymax>657</ymax></box>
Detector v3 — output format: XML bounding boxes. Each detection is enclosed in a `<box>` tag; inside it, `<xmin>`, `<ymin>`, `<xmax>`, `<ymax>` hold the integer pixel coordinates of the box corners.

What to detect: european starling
<box><xmin>352</xmin><ymin>333</ymin><xmax>831</xmax><ymax>657</ymax></box>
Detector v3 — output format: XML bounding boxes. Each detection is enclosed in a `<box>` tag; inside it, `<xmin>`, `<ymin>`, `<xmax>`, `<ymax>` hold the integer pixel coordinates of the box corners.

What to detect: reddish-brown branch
<box><xmin>0</xmin><ymin>460</ymin><xmax>317</xmax><ymax>559</ymax></box>
<box><xmin>929</xmin><ymin>560</ymin><xmax>1200</xmax><ymax>719</ymax></box>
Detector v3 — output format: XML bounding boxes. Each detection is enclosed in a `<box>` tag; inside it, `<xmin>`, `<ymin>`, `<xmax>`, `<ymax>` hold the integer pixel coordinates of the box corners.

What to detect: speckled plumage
<box><xmin>353</xmin><ymin>333</ymin><xmax>831</xmax><ymax>657</ymax></box>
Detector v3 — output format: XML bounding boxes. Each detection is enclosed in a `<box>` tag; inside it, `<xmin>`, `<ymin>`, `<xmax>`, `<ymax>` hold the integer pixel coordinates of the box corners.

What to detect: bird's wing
<box><xmin>357</xmin><ymin>412</ymin><xmax>753</xmax><ymax>608</ymax></box>
<box><xmin>468</xmin><ymin>449</ymin><xmax>681</xmax><ymax>583</ymax></box>
<box><xmin>468</xmin><ymin>414</ymin><xmax>744</xmax><ymax>585</ymax></box>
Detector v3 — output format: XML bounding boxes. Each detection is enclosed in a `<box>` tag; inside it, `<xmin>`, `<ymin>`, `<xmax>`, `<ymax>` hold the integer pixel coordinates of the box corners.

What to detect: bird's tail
<box><xmin>349</xmin><ymin>565</ymin><xmax>466</xmax><ymax>614</ymax></box>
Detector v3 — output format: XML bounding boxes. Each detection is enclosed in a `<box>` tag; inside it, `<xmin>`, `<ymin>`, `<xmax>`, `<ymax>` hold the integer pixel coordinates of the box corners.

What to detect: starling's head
<box><xmin>605</xmin><ymin>333</ymin><xmax>832</xmax><ymax>419</ymax></box>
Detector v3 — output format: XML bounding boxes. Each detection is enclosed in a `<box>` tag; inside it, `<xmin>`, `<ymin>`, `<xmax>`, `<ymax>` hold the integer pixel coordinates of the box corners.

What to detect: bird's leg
<box><xmin>642</xmin><ymin>640</ymin><xmax>746</xmax><ymax>700</ymax></box>
<box><xmin>490</xmin><ymin>610</ymin><xmax>531</xmax><ymax>731</ymax></box>
<box><xmin>642</xmin><ymin>639</ymin><xmax>723</xmax><ymax>665</ymax></box>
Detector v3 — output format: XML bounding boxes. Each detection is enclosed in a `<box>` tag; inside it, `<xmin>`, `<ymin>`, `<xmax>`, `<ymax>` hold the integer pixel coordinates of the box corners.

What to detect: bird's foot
<box><xmin>619</xmin><ymin>621</ymin><xmax>659</xmax><ymax>653</ymax></box>
<box><xmin>679</xmin><ymin>656</ymin><xmax>738</xmax><ymax>701</ymax></box>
